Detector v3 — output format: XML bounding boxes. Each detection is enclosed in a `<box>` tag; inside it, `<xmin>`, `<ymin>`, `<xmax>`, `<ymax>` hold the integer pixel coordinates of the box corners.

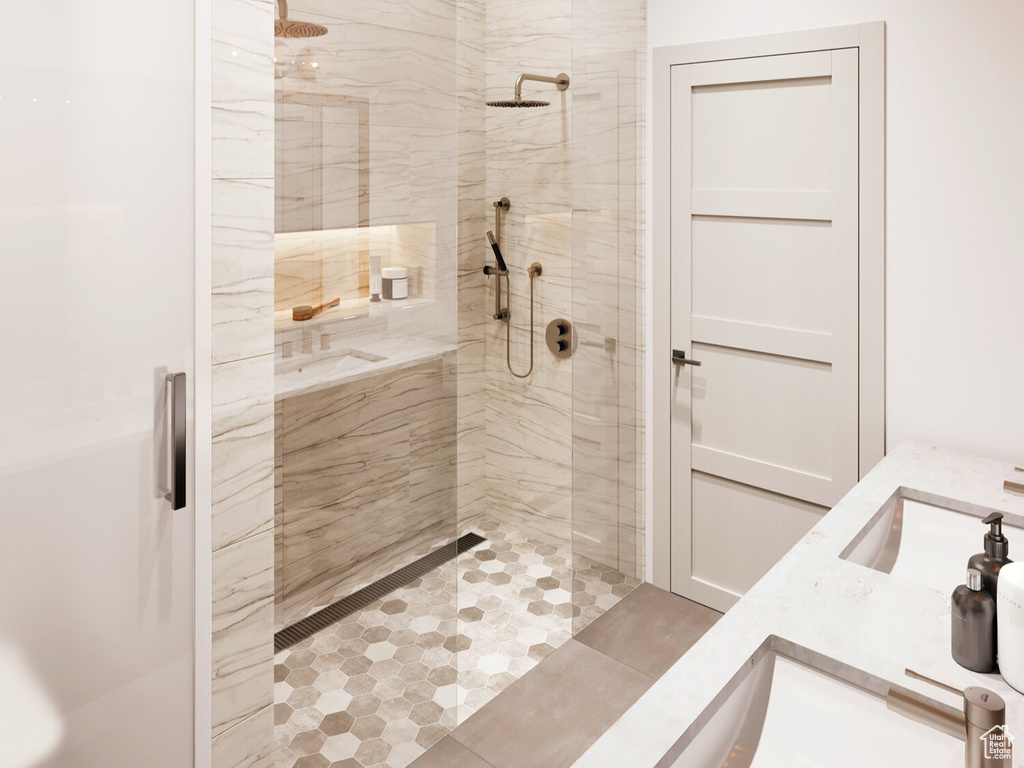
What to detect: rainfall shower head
<box><xmin>487</xmin><ymin>99</ymin><xmax>551</xmax><ymax>108</ymax></box>
<box><xmin>275</xmin><ymin>0</ymin><xmax>328</xmax><ymax>38</ymax></box>
<box><xmin>487</xmin><ymin>72</ymin><xmax>570</xmax><ymax>108</ymax></box>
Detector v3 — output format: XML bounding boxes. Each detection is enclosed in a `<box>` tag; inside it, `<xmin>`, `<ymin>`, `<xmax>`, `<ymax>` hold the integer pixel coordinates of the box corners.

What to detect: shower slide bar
<box><xmin>482</xmin><ymin>197</ymin><xmax>542</xmax><ymax>378</ymax></box>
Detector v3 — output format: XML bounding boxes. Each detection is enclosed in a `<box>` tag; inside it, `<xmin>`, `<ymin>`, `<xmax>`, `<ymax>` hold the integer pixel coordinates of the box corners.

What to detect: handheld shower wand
<box><xmin>486</xmin><ymin>231</ymin><xmax>508</xmax><ymax>273</ymax></box>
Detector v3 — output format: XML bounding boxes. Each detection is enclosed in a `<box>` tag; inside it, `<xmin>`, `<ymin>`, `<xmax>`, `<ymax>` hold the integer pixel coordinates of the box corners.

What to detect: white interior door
<box><xmin>0</xmin><ymin>3</ymin><xmax>197</xmax><ymax>766</ymax></box>
<box><xmin>670</xmin><ymin>49</ymin><xmax>860</xmax><ymax>610</ymax></box>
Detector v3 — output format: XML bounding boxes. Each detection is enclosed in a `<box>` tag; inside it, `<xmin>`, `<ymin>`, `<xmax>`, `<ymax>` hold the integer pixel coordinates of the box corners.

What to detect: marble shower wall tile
<box><xmin>456</xmin><ymin>0</ymin><xmax>487</xmax><ymax>525</ymax></box>
<box><xmin>281</xmin><ymin>355</ymin><xmax>452</xmax><ymax>451</ymax></box>
<box><xmin>212</xmin><ymin>356</ymin><xmax>276</xmax><ymax>551</ymax></box>
<box><xmin>274</xmin><ymin>19</ymin><xmax>457</xmax><ymax>132</ymax></box>
<box><xmin>294</xmin><ymin>0</ymin><xmax>457</xmax><ymax>38</ymax></box>
<box><xmin>568</xmin><ymin>0</ymin><xmax>645</xmax><ymax>579</ymax></box>
<box><xmin>212</xmin><ymin>530</ymin><xmax>275</xmax><ymax>738</ymax></box>
<box><xmin>213</xmin><ymin>0</ymin><xmax>274</xmax><ymax>180</ymax></box>
<box><xmin>211</xmin><ymin>0</ymin><xmax>276</xmax><ymax>764</ymax></box>
<box><xmin>211</xmin><ymin>704</ymin><xmax>275</xmax><ymax>768</ymax></box>
<box><xmin>212</xmin><ymin>178</ymin><xmax>275</xmax><ymax>366</ymax></box>
<box><xmin>279</xmin><ymin>508</ymin><xmax>453</xmax><ymax>629</ymax></box>
<box><xmin>272</xmin><ymin>230</ymin><xmax>326</xmax><ymax>311</ymax></box>
<box><xmin>276</xmin><ymin>354</ymin><xmax>458</xmax><ymax>627</ymax></box>
<box><xmin>282</xmin><ymin>421</ymin><xmax>412</xmax><ymax>562</ymax></box>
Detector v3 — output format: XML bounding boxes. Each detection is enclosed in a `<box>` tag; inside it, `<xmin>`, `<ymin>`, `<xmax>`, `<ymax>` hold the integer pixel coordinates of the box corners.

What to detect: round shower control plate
<box><xmin>546</xmin><ymin>318</ymin><xmax>574</xmax><ymax>359</ymax></box>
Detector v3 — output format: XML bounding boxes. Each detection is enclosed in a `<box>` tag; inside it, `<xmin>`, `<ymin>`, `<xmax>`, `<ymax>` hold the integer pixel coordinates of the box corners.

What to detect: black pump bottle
<box><xmin>968</xmin><ymin>512</ymin><xmax>1012</xmax><ymax>598</ymax></box>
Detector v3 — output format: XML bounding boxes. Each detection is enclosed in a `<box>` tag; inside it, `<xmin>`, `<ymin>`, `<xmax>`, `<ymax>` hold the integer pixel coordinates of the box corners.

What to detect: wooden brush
<box><xmin>292</xmin><ymin>297</ymin><xmax>340</xmax><ymax>321</ymax></box>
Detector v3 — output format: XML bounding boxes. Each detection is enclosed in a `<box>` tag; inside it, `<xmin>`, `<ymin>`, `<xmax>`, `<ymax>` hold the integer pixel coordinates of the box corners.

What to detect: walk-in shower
<box><xmin>487</xmin><ymin>72</ymin><xmax>571</xmax><ymax>107</ymax></box>
<box><xmin>270</xmin><ymin>3</ymin><xmax>642</xmax><ymax>765</ymax></box>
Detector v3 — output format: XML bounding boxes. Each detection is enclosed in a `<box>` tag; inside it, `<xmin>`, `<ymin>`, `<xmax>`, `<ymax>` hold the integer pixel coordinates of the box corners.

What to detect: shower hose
<box><xmin>504</xmin><ymin>267</ymin><xmax>540</xmax><ymax>379</ymax></box>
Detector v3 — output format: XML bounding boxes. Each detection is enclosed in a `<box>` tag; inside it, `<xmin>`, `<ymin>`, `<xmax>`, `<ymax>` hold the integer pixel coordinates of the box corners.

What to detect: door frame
<box><xmin>194</xmin><ymin>0</ymin><xmax>214</xmax><ymax>765</ymax></box>
<box><xmin>650</xmin><ymin>22</ymin><xmax>886</xmax><ymax>591</ymax></box>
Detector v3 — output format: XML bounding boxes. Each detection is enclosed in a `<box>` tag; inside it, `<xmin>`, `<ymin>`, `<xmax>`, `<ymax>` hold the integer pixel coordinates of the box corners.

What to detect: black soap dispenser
<box><xmin>952</xmin><ymin>568</ymin><xmax>997</xmax><ymax>673</ymax></box>
<box><xmin>968</xmin><ymin>512</ymin><xmax>1012</xmax><ymax>598</ymax></box>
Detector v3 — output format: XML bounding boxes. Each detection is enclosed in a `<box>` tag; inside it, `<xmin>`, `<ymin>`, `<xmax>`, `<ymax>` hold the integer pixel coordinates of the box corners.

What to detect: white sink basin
<box><xmin>839</xmin><ymin>489</ymin><xmax>1024</xmax><ymax>596</ymax></box>
<box><xmin>276</xmin><ymin>349</ymin><xmax>387</xmax><ymax>387</ymax></box>
<box><xmin>662</xmin><ymin>637</ymin><xmax>961</xmax><ymax>768</ymax></box>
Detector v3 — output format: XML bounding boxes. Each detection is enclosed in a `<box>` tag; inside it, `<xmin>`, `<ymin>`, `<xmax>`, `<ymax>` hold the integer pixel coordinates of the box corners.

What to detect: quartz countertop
<box><xmin>573</xmin><ymin>443</ymin><xmax>1024</xmax><ymax>767</ymax></box>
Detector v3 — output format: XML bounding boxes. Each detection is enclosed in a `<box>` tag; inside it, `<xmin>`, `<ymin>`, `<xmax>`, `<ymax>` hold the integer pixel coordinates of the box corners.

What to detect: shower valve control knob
<box><xmin>546</xmin><ymin>318</ymin><xmax>574</xmax><ymax>359</ymax></box>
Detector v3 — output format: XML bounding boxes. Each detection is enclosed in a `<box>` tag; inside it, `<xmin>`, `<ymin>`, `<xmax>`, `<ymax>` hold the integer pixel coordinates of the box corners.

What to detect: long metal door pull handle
<box><xmin>165</xmin><ymin>372</ymin><xmax>186</xmax><ymax>510</ymax></box>
<box><xmin>672</xmin><ymin>349</ymin><xmax>701</xmax><ymax>366</ymax></box>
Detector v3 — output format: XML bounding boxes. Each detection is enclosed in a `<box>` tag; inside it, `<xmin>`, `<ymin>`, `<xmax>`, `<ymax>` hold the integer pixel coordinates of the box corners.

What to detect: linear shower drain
<box><xmin>274</xmin><ymin>532</ymin><xmax>487</xmax><ymax>653</ymax></box>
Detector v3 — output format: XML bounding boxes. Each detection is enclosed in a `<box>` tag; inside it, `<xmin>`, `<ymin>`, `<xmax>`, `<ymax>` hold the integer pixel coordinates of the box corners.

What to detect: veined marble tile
<box><xmin>278</xmin><ymin>507</ymin><xmax>454</xmax><ymax>630</ymax></box>
<box><xmin>409</xmin><ymin>400</ymin><xmax>459</xmax><ymax>511</ymax></box>
<box><xmin>275</xmin><ymin>113</ymin><xmax>325</xmax><ymax>232</ymax></box>
<box><xmin>211</xmin><ymin>703</ymin><xmax>274</xmax><ymax>768</ymax></box>
<box><xmin>485</xmin><ymin>16</ymin><xmax>572</xmax><ymax>93</ymax></box>
<box><xmin>486</xmin><ymin>112</ymin><xmax>572</xmax><ymax>189</ymax></box>
<box><xmin>498</xmin><ymin>210</ymin><xmax>572</xmax><ymax>282</ymax></box>
<box><xmin>281</xmin><ymin>355</ymin><xmax>451</xmax><ymax>454</ymax></box>
<box><xmin>484</xmin><ymin>479</ymin><xmax>572</xmax><ymax>549</ymax></box>
<box><xmin>212</xmin><ymin>530</ymin><xmax>275</xmax><ymax>739</ymax></box>
<box><xmin>290</xmin><ymin>0</ymin><xmax>457</xmax><ymax>40</ymax></box>
<box><xmin>393</xmin><ymin>221</ymin><xmax>440</xmax><ymax>302</ymax></box>
<box><xmin>457</xmin><ymin>132</ymin><xmax>487</xmax><ymax>188</ymax></box>
<box><xmin>485</xmin><ymin>397</ymin><xmax>572</xmax><ymax>480</ymax></box>
<box><xmin>573</xmin><ymin>0</ymin><xmax>646</xmax><ymax>56</ymax></box>
<box><xmin>212</xmin><ymin>355</ymin><xmax>275</xmax><ymax>551</ymax></box>
<box><xmin>273</xmin><ymin>233</ymin><xmax>323</xmax><ymax>311</ymax></box>
<box><xmin>484</xmin><ymin>338</ymin><xmax>573</xmax><ymax>404</ymax></box>
<box><xmin>282</xmin><ymin>420</ymin><xmax>411</xmax><ymax>563</ymax></box>
<box><xmin>572</xmin><ymin>411</ymin><xmax>620</xmax><ymax>481</ymax></box>
<box><xmin>212</xmin><ymin>178</ymin><xmax>274</xmax><ymax>365</ymax></box>
<box><xmin>275</xmin><ymin>23</ymin><xmax>456</xmax><ymax>131</ymax></box>
<box><xmin>458</xmin><ymin>409</ymin><xmax>486</xmax><ymax>468</ymax></box>
<box><xmin>274</xmin><ymin>400</ymin><xmax>285</xmax><ymax>607</ymax></box>
<box><xmin>213</xmin><ymin>0</ymin><xmax>274</xmax><ymax>180</ymax></box>
<box><xmin>485</xmin><ymin>180</ymin><xmax>572</xmax><ymax>217</ymax></box>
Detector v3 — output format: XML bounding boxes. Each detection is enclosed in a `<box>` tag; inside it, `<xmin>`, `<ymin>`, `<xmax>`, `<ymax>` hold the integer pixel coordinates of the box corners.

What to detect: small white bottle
<box><xmin>369</xmin><ymin>254</ymin><xmax>382</xmax><ymax>302</ymax></box>
<box><xmin>997</xmin><ymin>560</ymin><xmax>1024</xmax><ymax>693</ymax></box>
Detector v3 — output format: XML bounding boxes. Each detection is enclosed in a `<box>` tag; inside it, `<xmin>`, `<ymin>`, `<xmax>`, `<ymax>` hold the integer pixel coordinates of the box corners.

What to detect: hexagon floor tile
<box><xmin>274</xmin><ymin>519</ymin><xmax>640</xmax><ymax>768</ymax></box>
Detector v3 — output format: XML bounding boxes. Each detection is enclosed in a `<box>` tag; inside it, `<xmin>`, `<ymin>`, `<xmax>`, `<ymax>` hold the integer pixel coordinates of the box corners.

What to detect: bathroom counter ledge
<box><xmin>574</xmin><ymin>443</ymin><xmax>1024</xmax><ymax>767</ymax></box>
<box><xmin>275</xmin><ymin>334</ymin><xmax>455</xmax><ymax>401</ymax></box>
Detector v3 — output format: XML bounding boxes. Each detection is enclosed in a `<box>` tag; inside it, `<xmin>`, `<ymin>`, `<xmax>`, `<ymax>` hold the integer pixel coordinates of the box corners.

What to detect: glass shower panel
<box><xmin>0</xmin><ymin>3</ymin><xmax>196</xmax><ymax>766</ymax></box>
<box><xmin>446</xmin><ymin>0</ymin><xmax>580</xmax><ymax>733</ymax></box>
<box><xmin>570</xmin><ymin>0</ymin><xmax>646</xmax><ymax>630</ymax></box>
<box><xmin>271</xmin><ymin>2</ymin><xmax>461</xmax><ymax>766</ymax></box>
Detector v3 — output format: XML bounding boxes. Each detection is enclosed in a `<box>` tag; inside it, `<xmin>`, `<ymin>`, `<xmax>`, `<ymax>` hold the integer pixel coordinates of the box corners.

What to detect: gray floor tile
<box><xmin>449</xmin><ymin>640</ymin><xmax>653</xmax><ymax>768</ymax></box>
<box><xmin>275</xmin><ymin>519</ymin><xmax>637</xmax><ymax>768</ymax></box>
<box><xmin>407</xmin><ymin>737</ymin><xmax>495</xmax><ymax>768</ymax></box>
<box><xmin>573</xmin><ymin>582</ymin><xmax>721</xmax><ymax>679</ymax></box>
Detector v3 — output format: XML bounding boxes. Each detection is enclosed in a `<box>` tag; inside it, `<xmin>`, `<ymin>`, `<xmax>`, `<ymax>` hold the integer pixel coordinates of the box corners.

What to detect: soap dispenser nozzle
<box><xmin>982</xmin><ymin>512</ymin><xmax>1009</xmax><ymax>558</ymax></box>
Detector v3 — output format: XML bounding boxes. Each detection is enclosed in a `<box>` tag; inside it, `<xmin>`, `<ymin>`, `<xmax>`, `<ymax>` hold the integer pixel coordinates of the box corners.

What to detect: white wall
<box><xmin>646</xmin><ymin>0</ymin><xmax>1024</xmax><ymax>467</ymax></box>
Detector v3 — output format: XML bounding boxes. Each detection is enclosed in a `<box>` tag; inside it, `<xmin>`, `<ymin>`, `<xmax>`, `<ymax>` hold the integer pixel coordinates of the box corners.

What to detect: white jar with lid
<box><xmin>382</xmin><ymin>267</ymin><xmax>408</xmax><ymax>300</ymax></box>
<box><xmin>998</xmin><ymin>561</ymin><xmax>1024</xmax><ymax>693</ymax></box>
